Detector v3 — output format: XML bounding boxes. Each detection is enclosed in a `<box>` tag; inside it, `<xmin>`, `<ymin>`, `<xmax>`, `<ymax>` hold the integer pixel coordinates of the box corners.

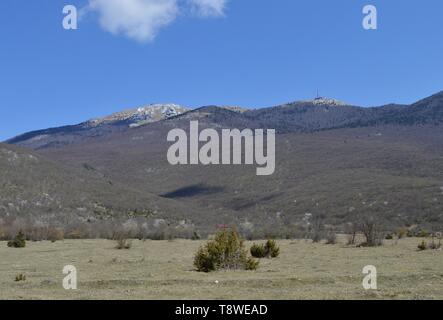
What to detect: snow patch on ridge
<box><xmin>308</xmin><ymin>97</ymin><xmax>347</xmax><ymax>106</ymax></box>
<box><xmin>87</xmin><ymin>104</ymin><xmax>189</xmax><ymax>128</ymax></box>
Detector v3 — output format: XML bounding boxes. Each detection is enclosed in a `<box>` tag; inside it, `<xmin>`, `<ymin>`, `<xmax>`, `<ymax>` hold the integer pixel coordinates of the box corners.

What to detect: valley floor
<box><xmin>0</xmin><ymin>238</ymin><xmax>442</xmax><ymax>300</ymax></box>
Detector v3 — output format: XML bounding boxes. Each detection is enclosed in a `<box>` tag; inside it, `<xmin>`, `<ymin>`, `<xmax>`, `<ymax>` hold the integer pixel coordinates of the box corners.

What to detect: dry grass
<box><xmin>0</xmin><ymin>237</ymin><xmax>442</xmax><ymax>300</ymax></box>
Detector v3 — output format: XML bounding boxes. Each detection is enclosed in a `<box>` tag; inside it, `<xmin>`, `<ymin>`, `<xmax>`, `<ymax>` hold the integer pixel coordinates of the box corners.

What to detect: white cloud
<box><xmin>86</xmin><ymin>0</ymin><xmax>228</xmax><ymax>43</ymax></box>
<box><xmin>188</xmin><ymin>0</ymin><xmax>228</xmax><ymax>17</ymax></box>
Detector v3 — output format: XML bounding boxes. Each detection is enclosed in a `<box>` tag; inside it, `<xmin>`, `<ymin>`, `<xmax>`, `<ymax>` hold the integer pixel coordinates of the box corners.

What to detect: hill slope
<box><xmin>3</xmin><ymin>91</ymin><xmax>443</xmax><ymax>235</ymax></box>
<box><xmin>0</xmin><ymin>143</ymin><xmax>217</xmax><ymax>237</ymax></box>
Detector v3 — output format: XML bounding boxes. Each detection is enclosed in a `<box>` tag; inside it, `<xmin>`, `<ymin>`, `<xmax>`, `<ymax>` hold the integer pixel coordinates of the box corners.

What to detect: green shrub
<box><xmin>417</xmin><ymin>230</ymin><xmax>430</xmax><ymax>238</ymax></box>
<box><xmin>7</xmin><ymin>230</ymin><xmax>26</xmax><ymax>248</ymax></box>
<box><xmin>15</xmin><ymin>273</ymin><xmax>26</xmax><ymax>282</ymax></box>
<box><xmin>417</xmin><ymin>241</ymin><xmax>427</xmax><ymax>251</ymax></box>
<box><xmin>250</xmin><ymin>239</ymin><xmax>280</xmax><ymax>258</ymax></box>
<box><xmin>194</xmin><ymin>229</ymin><xmax>259</xmax><ymax>272</ymax></box>
<box><xmin>244</xmin><ymin>257</ymin><xmax>259</xmax><ymax>270</ymax></box>
<box><xmin>250</xmin><ymin>243</ymin><xmax>267</xmax><ymax>258</ymax></box>
<box><xmin>265</xmin><ymin>239</ymin><xmax>280</xmax><ymax>258</ymax></box>
<box><xmin>385</xmin><ymin>233</ymin><xmax>394</xmax><ymax>240</ymax></box>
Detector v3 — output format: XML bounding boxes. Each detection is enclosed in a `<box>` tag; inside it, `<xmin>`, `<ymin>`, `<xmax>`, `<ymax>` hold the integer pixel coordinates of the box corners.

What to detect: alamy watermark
<box><xmin>363</xmin><ymin>5</ymin><xmax>378</xmax><ymax>30</ymax></box>
<box><xmin>167</xmin><ymin>121</ymin><xmax>275</xmax><ymax>176</ymax></box>
<box><xmin>63</xmin><ymin>265</ymin><xmax>77</xmax><ymax>290</ymax></box>
<box><xmin>63</xmin><ymin>4</ymin><xmax>378</xmax><ymax>31</ymax></box>
<box><xmin>62</xmin><ymin>5</ymin><xmax>78</xmax><ymax>30</ymax></box>
<box><xmin>362</xmin><ymin>265</ymin><xmax>377</xmax><ymax>290</ymax></box>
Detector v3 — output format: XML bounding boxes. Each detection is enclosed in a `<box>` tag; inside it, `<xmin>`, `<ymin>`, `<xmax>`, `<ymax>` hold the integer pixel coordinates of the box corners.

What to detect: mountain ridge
<box><xmin>7</xmin><ymin>91</ymin><xmax>443</xmax><ymax>150</ymax></box>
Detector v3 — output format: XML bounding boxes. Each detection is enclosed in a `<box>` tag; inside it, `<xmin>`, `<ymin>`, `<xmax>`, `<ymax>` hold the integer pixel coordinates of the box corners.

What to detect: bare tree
<box><xmin>309</xmin><ymin>214</ymin><xmax>325</xmax><ymax>243</ymax></box>
<box><xmin>359</xmin><ymin>217</ymin><xmax>384</xmax><ymax>247</ymax></box>
<box><xmin>344</xmin><ymin>222</ymin><xmax>358</xmax><ymax>245</ymax></box>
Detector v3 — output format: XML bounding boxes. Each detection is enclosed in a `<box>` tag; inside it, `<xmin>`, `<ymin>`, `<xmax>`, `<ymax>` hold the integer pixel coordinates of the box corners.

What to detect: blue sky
<box><xmin>0</xmin><ymin>0</ymin><xmax>442</xmax><ymax>141</ymax></box>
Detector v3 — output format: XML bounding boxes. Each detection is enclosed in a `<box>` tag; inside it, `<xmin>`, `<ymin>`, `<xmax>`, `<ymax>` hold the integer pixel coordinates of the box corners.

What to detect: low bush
<box><xmin>428</xmin><ymin>234</ymin><xmax>442</xmax><ymax>250</ymax></box>
<box><xmin>15</xmin><ymin>273</ymin><xmax>26</xmax><ymax>282</ymax></box>
<box><xmin>428</xmin><ymin>240</ymin><xmax>441</xmax><ymax>250</ymax></box>
<box><xmin>417</xmin><ymin>230</ymin><xmax>431</xmax><ymax>238</ymax></box>
<box><xmin>265</xmin><ymin>239</ymin><xmax>280</xmax><ymax>258</ymax></box>
<box><xmin>311</xmin><ymin>231</ymin><xmax>324</xmax><ymax>243</ymax></box>
<box><xmin>115</xmin><ymin>237</ymin><xmax>132</xmax><ymax>250</ymax></box>
<box><xmin>417</xmin><ymin>240</ymin><xmax>428</xmax><ymax>251</ymax></box>
<box><xmin>385</xmin><ymin>233</ymin><xmax>394</xmax><ymax>240</ymax></box>
<box><xmin>48</xmin><ymin>228</ymin><xmax>64</xmax><ymax>243</ymax></box>
<box><xmin>417</xmin><ymin>233</ymin><xmax>441</xmax><ymax>251</ymax></box>
<box><xmin>194</xmin><ymin>229</ymin><xmax>259</xmax><ymax>272</ymax></box>
<box><xmin>250</xmin><ymin>239</ymin><xmax>280</xmax><ymax>258</ymax></box>
<box><xmin>325</xmin><ymin>232</ymin><xmax>337</xmax><ymax>245</ymax></box>
<box><xmin>191</xmin><ymin>231</ymin><xmax>201</xmax><ymax>241</ymax></box>
<box><xmin>250</xmin><ymin>243</ymin><xmax>267</xmax><ymax>258</ymax></box>
<box><xmin>396</xmin><ymin>227</ymin><xmax>408</xmax><ymax>239</ymax></box>
<box><xmin>7</xmin><ymin>230</ymin><xmax>26</xmax><ymax>248</ymax></box>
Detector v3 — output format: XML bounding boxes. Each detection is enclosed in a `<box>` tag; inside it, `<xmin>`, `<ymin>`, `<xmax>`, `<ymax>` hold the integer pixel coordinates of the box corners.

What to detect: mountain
<box><xmin>243</xmin><ymin>99</ymin><xmax>372</xmax><ymax>133</ymax></box>
<box><xmin>3</xmin><ymin>91</ymin><xmax>443</xmax><ymax>236</ymax></box>
<box><xmin>8</xmin><ymin>92</ymin><xmax>443</xmax><ymax>150</ymax></box>
<box><xmin>6</xmin><ymin>104</ymin><xmax>189</xmax><ymax>150</ymax></box>
<box><xmin>366</xmin><ymin>91</ymin><xmax>443</xmax><ymax>126</ymax></box>
<box><xmin>242</xmin><ymin>92</ymin><xmax>443</xmax><ymax>132</ymax></box>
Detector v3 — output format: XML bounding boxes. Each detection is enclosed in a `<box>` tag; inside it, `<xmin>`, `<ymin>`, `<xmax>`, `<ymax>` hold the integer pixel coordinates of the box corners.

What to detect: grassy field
<box><xmin>0</xmin><ymin>237</ymin><xmax>442</xmax><ymax>300</ymax></box>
